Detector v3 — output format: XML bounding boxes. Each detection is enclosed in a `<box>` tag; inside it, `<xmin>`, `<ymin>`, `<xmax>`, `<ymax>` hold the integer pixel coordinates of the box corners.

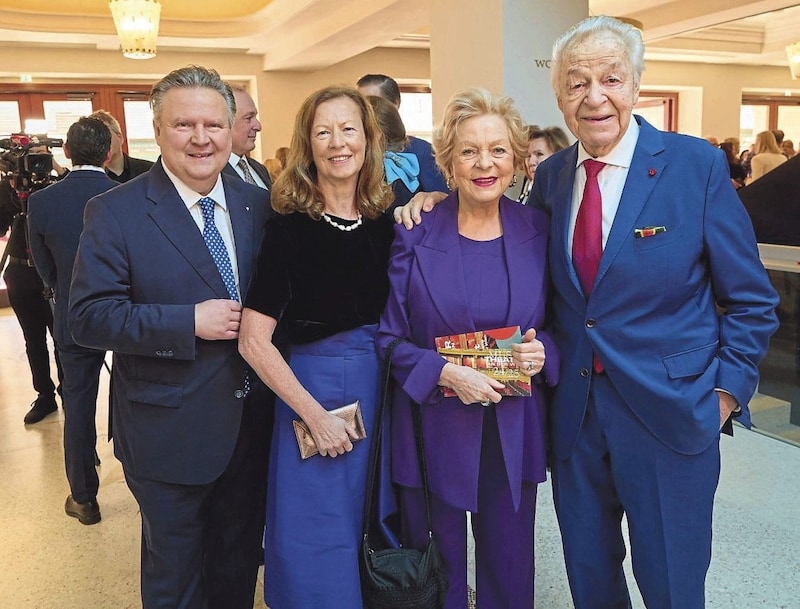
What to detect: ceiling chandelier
<box><xmin>787</xmin><ymin>42</ymin><xmax>800</xmax><ymax>79</ymax></box>
<box><xmin>109</xmin><ymin>0</ymin><xmax>162</xmax><ymax>60</ymax></box>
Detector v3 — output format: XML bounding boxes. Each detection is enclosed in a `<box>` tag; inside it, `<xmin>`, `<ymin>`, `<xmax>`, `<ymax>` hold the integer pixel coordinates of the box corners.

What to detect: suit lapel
<box><xmin>415</xmin><ymin>195</ymin><xmax>475</xmax><ymax>333</ymax></box>
<box><xmin>146</xmin><ymin>162</ymin><xmax>231</xmax><ymax>298</ymax></box>
<box><xmin>501</xmin><ymin>197</ymin><xmax>544</xmax><ymax>326</ymax></box>
<box><xmin>549</xmin><ymin>146</ymin><xmax>586</xmax><ymax>304</ymax></box>
<box><xmin>595</xmin><ymin>118</ymin><xmax>666</xmax><ymax>290</ymax></box>
<box><xmin>247</xmin><ymin>157</ymin><xmax>272</xmax><ymax>190</ymax></box>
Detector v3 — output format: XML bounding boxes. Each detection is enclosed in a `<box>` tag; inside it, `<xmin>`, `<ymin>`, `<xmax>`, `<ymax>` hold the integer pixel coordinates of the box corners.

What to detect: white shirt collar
<box><xmin>161</xmin><ymin>162</ymin><xmax>227</xmax><ymax>210</ymax></box>
<box><xmin>576</xmin><ymin>116</ymin><xmax>640</xmax><ymax>169</ymax></box>
<box><xmin>71</xmin><ymin>165</ymin><xmax>106</xmax><ymax>173</ymax></box>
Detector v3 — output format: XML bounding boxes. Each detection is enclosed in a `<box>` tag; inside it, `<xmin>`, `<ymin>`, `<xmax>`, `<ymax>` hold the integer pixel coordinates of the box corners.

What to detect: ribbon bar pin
<box><xmin>634</xmin><ymin>226</ymin><xmax>666</xmax><ymax>238</ymax></box>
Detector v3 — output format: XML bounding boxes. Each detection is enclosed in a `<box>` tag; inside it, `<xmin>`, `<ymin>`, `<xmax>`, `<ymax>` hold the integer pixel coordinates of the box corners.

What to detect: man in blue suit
<box><xmin>69</xmin><ymin>66</ymin><xmax>272</xmax><ymax>609</ymax></box>
<box><xmin>28</xmin><ymin>116</ymin><xmax>117</xmax><ymax>525</ymax></box>
<box><xmin>530</xmin><ymin>16</ymin><xmax>778</xmax><ymax>608</ymax></box>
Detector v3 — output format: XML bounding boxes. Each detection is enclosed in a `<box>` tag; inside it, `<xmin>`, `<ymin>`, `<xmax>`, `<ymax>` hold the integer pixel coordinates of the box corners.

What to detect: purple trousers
<box><xmin>398</xmin><ymin>407</ymin><xmax>538</xmax><ymax>609</ymax></box>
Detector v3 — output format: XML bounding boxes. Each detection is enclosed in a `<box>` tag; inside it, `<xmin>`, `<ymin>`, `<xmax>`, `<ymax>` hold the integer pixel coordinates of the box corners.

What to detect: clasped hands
<box><xmin>440</xmin><ymin>328</ymin><xmax>545</xmax><ymax>406</ymax></box>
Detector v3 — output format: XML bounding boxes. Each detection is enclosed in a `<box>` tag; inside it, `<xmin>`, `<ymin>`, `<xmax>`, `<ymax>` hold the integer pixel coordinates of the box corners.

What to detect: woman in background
<box><xmin>376</xmin><ymin>88</ymin><xmax>559</xmax><ymax>609</ymax></box>
<box><xmin>262</xmin><ymin>157</ymin><xmax>283</xmax><ymax>184</ymax></box>
<box><xmin>517</xmin><ymin>125</ymin><xmax>569</xmax><ymax>204</ymax></box>
<box><xmin>749</xmin><ymin>130</ymin><xmax>787</xmax><ymax>183</ymax></box>
<box><xmin>368</xmin><ymin>94</ymin><xmax>421</xmax><ymax>210</ymax></box>
<box><xmin>239</xmin><ymin>86</ymin><xmax>394</xmax><ymax>609</ymax></box>
<box><xmin>720</xmin><ymin>141</ymin><xmax>746</xmax><ymax>189</ymax></box>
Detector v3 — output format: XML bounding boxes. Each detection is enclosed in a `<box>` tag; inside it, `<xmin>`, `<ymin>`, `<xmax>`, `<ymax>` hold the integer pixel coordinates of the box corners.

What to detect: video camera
<box><xmin>0</xmin><ymin>133</ymin><xmax>63</xmax><ymax>199</ymax></box>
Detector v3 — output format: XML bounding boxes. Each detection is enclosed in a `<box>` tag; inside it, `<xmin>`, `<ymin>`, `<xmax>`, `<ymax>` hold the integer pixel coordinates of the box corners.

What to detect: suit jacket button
<box><xmin>586</xmin><ymin>318</ymin><xmax>596</xmax><ymax>328</ymax></box>
<box><xmin>580</xmin><ymin>368</ymin><xmax>590</xmax><ymax>378</ymax></box>
<box><xmin>234</xmin><ymin>390</ymin><xmax>245</xmax><ymax>399</ymax></box>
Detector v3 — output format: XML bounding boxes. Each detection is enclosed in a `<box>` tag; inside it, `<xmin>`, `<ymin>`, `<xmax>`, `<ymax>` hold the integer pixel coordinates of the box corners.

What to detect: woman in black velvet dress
<box><xmin>238</xmin><ymin>86</ymin><xmax>393</xmax><ymax>609</ymax></box>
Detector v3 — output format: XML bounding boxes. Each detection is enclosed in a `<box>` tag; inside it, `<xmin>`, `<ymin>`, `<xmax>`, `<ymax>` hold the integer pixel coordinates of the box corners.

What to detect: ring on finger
<box><xmin>480</xmin><ymin>400</ymin><xmax>491</xmax><ymax>407</ymax></box>
<box><xmin>526</xmin><ymin>361</ymin><xmax>534</xmax><ymax>371</ymax></box>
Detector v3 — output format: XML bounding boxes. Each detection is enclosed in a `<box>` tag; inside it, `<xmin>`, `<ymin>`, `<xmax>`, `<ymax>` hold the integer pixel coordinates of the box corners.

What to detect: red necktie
<box><xmin>573</xmin><ymin>159</ymin><xmax>605</xmax><ymax>372</ymax></box>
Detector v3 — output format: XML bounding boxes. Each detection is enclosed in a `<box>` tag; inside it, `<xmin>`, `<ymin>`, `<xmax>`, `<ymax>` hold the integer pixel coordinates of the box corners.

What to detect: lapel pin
<box><xmin>245</xmin><ymin>206</ymin><xmax>250</xmax><ymax>211</ymax></box>
<box><xmin>648</xmin><ymin>168</ymin><xmax>657</xmax><ymax>176</ymax></box>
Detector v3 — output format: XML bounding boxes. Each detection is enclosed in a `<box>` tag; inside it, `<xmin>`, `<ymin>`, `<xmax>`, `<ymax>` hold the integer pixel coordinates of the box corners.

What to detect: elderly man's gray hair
<box><xmin>550</xmin><ymin>15</ymin><xmax>645</xmax><ymax>94</ymax></box>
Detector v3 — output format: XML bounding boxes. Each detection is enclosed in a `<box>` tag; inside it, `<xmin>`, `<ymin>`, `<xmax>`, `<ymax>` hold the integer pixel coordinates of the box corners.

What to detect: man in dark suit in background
<box><xmin>27</xmin><ymin>116</ymin><xmax>117</xmax><ymax>525</ymax></box>
<box><xmin>223</xmin><ymin>86</ymin><xmax>272</xmax><ymax>190</ymax></box>
<box><xmin>69</xmin><ymin>66</ymin><xmax>271</xmax><ymax>609</ymax></box>
<box><xmin>88</xmin><ymin>109</ymin><xmax>153</xmax><ymax>183</ymax></box>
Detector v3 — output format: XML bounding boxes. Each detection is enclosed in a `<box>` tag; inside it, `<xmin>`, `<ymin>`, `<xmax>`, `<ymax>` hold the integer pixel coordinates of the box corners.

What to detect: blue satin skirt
<box><xmin>263</xmin><ymin>324</ymin><xmax>385</xmax><ymax>609</ymax></box>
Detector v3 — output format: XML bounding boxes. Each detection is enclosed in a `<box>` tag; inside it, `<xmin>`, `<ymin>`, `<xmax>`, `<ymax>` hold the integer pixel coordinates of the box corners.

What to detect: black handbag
<box><xmin>359</xmin><ymin>338</ymin><xmax>448</xmax><ymax>609</ymax></box>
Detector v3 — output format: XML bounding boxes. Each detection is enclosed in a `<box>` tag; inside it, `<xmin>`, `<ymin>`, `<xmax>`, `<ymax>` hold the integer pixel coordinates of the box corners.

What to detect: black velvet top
<box><xmin>245</xmin><ymin>211</ymin><xmax>395</xmax><ymax>344</ymax></box>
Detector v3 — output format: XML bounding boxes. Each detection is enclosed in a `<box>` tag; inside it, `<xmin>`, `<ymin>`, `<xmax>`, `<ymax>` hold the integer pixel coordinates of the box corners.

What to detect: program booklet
<box><xmin>435</xmin><ymin>326</ymin><xmax>531</xmax><ymax>397</ymax></box>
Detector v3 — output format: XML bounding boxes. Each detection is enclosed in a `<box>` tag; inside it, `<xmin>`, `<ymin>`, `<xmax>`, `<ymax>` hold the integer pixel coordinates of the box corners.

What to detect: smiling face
<box><xmin>556</xmin><ymin>32</ymin><xmax>639</xmax><ymax>158</ymax></box>
<box><xmin>310</xmin><ymin>96</ymin><xmax>366</xmax><ymax>190</ymax></box>
<box><xmin>524</xmin><ymin>136</ymin><xmax>555</xmax><ymax>181</ymax></box>
<box><xmin>153</xmin><ymin>86</ymin><xmax>231</xmax><ymax>195</ymax></box>
<box><xmin>231</xmin><ymin>89</ymin><xmax>262</xmax><ymax>156</ymax></box>
<box><xmin>451</xmin><ymin>113</ymin><xmax>516</xmax><ymax>208</ymax></box>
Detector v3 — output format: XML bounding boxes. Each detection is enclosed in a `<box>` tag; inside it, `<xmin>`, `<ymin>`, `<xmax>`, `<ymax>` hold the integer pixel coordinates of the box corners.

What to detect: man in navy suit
<box><xmin>529</xmin><ymin>16</ymin><xmax>778</xmax><ymax>608</ymax></box>
<box><xmin>69</xmin><ymin>66</ymin><xmax>271</xmax><ymax>609</ymax></box>
<box><xmin>222</xmin><ymin>86</ymin><xmax>272</xmax><ymax>191</ymax></box>
<box><xmin>28</xmin><ymin>116</ymin><xmax>117</xmax><ymax>525</ymax></box>
<box><xmin>88</xmin><ymin>109</ymin><xmax>154</xmax><ymax>183</ymax></box>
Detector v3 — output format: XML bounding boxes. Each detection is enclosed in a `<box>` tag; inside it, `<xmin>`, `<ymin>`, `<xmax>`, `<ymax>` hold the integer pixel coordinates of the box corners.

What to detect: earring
<box><xmin>510</xmin><ymin>174</ymin><xmax>518</xmax><ymax>188</ymax></box>
<box><xmin>446</xmin><ymin>177</ymin><xmax>454</xmax><ymax>190</ymax></box>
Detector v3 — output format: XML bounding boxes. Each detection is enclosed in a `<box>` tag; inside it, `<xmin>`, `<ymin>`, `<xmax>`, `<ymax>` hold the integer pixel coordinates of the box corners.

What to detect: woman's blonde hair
<box><xmin>433</xmin><ymin>88</ymin><xmax>528</xmax><ymax>185</ymax></box>
<box><xmin>271</xmin><ymin>86</ymin><xmax>392</xmax><ymax>219</ymax></box>
<box><xmin>754</xmin><ymin>130</ymin><xmax>782</xmax><ymax>155</ymax></box>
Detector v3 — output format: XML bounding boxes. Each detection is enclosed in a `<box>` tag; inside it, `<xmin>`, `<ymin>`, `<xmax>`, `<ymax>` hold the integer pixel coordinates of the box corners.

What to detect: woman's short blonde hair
<box><xmin>433</xmin><ymin>88</ymin><xmax>528</xmax><ymax>185</ymax></box>
<box><xmin>271</xmin><ymin>86</ymin><xmax>392</xmax><ymax>219</ymax></box>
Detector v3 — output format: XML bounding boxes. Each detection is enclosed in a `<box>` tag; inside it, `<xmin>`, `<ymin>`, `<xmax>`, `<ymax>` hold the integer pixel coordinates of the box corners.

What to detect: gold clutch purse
<box><xmin>292</xmin><ymin>400</ymin><xmax>366</xmax><ymax>459</ymax></box>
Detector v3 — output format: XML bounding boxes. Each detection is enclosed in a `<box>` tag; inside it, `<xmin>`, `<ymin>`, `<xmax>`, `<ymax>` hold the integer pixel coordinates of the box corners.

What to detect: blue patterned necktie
<box><xmin>198</xmin><ymin>196</ymin><xmax>249</xmax><ymax>394</ymax></box>
<box><xmin>198</xmin><ymin>197</ymin><xmax>239</xmax><ymax>301</ymax></box>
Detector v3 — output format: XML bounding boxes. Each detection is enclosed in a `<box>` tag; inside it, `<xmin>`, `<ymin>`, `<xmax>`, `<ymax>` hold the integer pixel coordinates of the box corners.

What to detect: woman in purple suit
<box><xmin>376</xmin><ymin>88</ymin><xmax>559</xmax><ymax>609</ymax></box>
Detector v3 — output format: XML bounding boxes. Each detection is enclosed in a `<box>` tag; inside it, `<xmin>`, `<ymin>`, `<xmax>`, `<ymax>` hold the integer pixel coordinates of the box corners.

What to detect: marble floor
<box><xmin>1</xmin><ymin>307</ymin><xmax>799</xmax><ymax>608</ymax></box>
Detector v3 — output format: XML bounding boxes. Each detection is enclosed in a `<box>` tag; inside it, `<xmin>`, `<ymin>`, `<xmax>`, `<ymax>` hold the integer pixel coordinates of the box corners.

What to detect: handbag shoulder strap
<box><xmin>362</xmin><ymin>337</ymin><xmax>434</xmax><ymax>538</ymax></box>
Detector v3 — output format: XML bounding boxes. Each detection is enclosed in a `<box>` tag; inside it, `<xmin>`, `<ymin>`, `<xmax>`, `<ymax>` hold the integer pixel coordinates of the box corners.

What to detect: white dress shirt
<box><xmin>568</xmin><ymin>119</ymin><xmax>640</xmax><ymax>257</ymax></box>
<box><xmin>161</xmin><ymin>163</ymin><xmax>241</xmax><ymax>299</ymax></box>
<box><xmin>228</xmin><ymin>152</ymin><xmax>268</xmax><ymax>190</ymax></box>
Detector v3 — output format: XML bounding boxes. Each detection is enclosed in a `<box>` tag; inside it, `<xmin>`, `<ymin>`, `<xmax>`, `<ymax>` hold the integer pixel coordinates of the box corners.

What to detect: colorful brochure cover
<box><xmin>435</xmin><ymin>326</ymin><xmax>531</xmax><ymax>397</ymax></box>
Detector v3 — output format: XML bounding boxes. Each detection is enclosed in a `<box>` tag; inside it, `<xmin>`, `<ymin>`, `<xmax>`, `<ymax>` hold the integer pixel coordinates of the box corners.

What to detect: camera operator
<box><xmin>0</xmin><ymin>140</ymin><xmax>66</xmax><ymax>424</ymax></box>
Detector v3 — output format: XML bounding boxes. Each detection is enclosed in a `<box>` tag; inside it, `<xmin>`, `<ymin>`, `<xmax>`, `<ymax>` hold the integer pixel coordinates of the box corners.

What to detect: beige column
<box><xmin>429</xmin><ymin>0</ymin><xmax>588</xmax><ymax>130</ymax></box>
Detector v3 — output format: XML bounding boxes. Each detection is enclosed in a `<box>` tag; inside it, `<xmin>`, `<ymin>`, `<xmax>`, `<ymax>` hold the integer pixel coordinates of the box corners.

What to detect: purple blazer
<box><xmin>376</xmin><ymin>193</ymin><xmax>559</xmax><ymax>512</ymax></box>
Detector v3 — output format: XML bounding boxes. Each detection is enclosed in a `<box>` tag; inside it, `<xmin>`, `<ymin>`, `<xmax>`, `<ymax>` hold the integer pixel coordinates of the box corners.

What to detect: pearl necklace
<box><xmin>321</xmin><ymin>212</ymin><xmax>363</xmax><ymax>232</ymax></box>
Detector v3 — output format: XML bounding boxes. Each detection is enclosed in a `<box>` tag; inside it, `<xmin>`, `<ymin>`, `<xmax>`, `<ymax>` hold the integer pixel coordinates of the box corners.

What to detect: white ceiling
<box><xmin>0</xmin><ymin>0</ymin><xmax>799</xmax><ymax>72</ymax></box>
